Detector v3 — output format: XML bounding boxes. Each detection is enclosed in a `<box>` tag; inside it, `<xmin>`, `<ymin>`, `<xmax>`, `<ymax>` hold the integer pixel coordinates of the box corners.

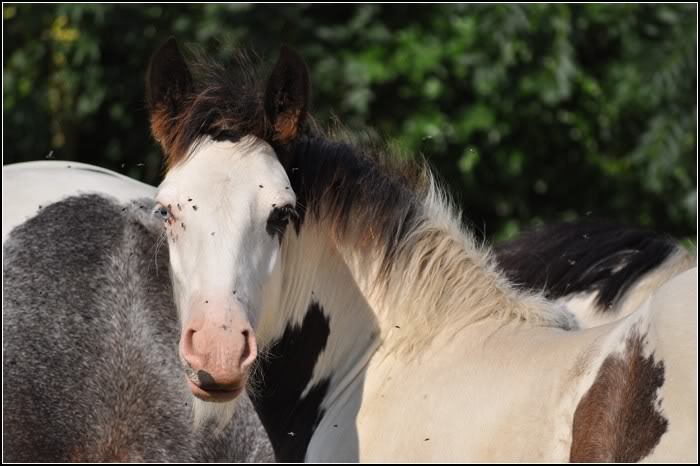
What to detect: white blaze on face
<box><xmin>157</xmin><ymin>136</ymin><xmax>295</xmax><ymax>325</ymax></box>
<box><xmin>155</xmin><ymin>136</ymin><xmax>295</xmax><ymax>425</ymax></box>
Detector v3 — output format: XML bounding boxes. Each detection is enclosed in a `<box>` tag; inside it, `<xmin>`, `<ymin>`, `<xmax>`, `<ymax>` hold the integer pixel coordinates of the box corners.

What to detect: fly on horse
<box><xmin>145</xmin><ymin>39</ymin><xmax>697</xmax><ymax>462</ymax></box>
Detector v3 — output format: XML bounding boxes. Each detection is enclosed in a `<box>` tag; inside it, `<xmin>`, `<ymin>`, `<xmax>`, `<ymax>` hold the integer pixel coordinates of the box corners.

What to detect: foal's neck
<box><xmin>251</xmin><ymin>135</ymin><xmax>575</xmax><ymax>460</ymax></box>
<box><xmin>254</xmin><ymin>223</ymin><xmax>381</xmax><ymax>461</ymax></box>
<box><xmin>286</xmin><ymin>135</ymin><xmax>574</xmax><ymax>355</ymax></box>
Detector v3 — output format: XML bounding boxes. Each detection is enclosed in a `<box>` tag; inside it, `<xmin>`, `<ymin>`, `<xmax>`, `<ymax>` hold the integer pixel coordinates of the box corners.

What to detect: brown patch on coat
<box><xmin>569</xmin><ymin>329</ymin><xmax>668</xmax><ymax>462</ymax></box>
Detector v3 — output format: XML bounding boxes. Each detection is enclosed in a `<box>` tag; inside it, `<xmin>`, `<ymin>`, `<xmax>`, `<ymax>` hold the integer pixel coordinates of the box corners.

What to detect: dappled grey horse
<box><xmin>3</xmin><ymin>189</ymin><xmax>274</xmax><ymax>462</ymax></box>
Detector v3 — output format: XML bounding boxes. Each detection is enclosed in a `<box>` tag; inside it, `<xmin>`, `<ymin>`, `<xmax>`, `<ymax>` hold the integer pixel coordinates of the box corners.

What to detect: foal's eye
<box><xmin>154</xmin><ymin>205</ymin><xmax>171</xmax><ymax>221</ymax></box>
<box><xmin>266</xmin><ymin>204</ymin><xmax>296</xmax><ymax>235</ymax></box>
<box><xmin>270</xmin><ymin>208</ymin><xmax>290</xmax><ymax>225</ymax></box>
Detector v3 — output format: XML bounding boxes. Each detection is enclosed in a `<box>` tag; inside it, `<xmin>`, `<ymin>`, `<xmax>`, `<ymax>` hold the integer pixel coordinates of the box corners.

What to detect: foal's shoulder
<box><xmin>568</xmin><ymin>268</ymin><xmax>697</xmax><ymax>462</ymax></box>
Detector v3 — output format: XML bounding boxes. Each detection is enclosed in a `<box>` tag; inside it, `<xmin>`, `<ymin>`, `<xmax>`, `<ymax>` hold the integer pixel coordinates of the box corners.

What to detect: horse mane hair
<box><xmin>286</xmin><ymin>126</ymin><xmax>576</xmax><ymax>353</ymax></box>
<box><xmin>155</xmin><ymin>45</ymin><xmax>577</xmax><ymax>355</ymax></box>
<box><xmin>495</xmin><ymin>221</ymin><xmax>692</xmax><ymax>310</ymax></box>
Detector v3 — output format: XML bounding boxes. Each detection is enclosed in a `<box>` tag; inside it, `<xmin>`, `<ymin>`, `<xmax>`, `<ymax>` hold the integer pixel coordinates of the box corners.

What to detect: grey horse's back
<box><xmin>2</xmin><ymin>194</ymin><xmax>274</xmax><ymax>462</ymax></box>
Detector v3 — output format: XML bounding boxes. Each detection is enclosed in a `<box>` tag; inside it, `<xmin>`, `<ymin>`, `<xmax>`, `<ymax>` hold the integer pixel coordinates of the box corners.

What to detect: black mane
<box><xmin>494</xmin><ymin>221</ymin><xmax>680</xmax><ymax>310</ymax></box>
<box><xmin>286</xmin><ymin>133</ymin><xmax>429</xmax><ymax>277</ymax></box>
<box><xmin>150</xmin><ymin>46</ymin><xmax>273</xmax><ymax>168</ymax></box>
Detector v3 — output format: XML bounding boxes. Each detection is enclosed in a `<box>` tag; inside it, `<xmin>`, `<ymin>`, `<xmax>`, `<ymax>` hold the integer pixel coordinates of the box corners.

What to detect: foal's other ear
<box><xmin>265</xmin><ymin>46</ymin><xmax>310</xmax><ymax>144</ymax></box>
<box><xmin>146</xmin><ymin>38</ymin><xmax>193</xmax><ymax>148</ymax></box>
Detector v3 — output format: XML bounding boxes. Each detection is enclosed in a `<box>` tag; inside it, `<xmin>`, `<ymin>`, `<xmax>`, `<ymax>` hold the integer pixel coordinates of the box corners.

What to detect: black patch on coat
<box><xmin>494</xmin><ymin>221</ymin><xmax>679</xmax><ymax>310</ymax></box>
<box><xmin>252</xmin><ymin>301</ymin><xmax>331</xmax><ymax>462</ymax></box>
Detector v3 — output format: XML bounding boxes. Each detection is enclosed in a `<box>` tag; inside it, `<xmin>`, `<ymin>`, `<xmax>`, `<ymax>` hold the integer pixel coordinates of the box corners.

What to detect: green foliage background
<box><xmin>3</xmin><ymin>4</ymin><xmax>697</xmax><ymax>240</ymax></box>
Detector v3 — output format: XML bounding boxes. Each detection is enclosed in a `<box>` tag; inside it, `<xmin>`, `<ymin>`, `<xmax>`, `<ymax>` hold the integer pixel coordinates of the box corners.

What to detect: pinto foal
<box><xmin>146</xmin><ymin>39</ymin><xmax>697</xmax><ymax>462</ymax></box>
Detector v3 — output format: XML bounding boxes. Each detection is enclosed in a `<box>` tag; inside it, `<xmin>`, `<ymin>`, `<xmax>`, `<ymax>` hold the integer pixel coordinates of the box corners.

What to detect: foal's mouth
<box><xmin>187</xmin><ymin>377</ymin><xmax>245</xmax><ymax>403</ymax></box>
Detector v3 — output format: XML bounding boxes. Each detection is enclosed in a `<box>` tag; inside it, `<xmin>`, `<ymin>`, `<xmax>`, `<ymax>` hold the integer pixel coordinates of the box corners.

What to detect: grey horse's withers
<box><xmin>3</xmin><ymin>194</ymin><xmax>273</xmax><ymax>462</ymax></box>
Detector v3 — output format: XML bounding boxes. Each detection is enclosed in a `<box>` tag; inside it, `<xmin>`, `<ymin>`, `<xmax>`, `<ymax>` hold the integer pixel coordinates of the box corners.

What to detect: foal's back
<box><xmin>2</xmin><ymin>194</ymin><xmax>273</xmax><ymax>462</ymax></box>
<box><xmin>495</xmin><ymin>221</ymin><xmax>695</xmax><ymax>327</ymax></box>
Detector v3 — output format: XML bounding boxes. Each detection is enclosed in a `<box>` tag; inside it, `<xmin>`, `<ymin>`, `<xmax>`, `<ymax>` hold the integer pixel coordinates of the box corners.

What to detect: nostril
<box><xmin>240</xmin><ymin>330</ymin><xmax>257</xmax><ymax>371</ymax></box>
<box><xmin>240</xmin><ymin>330</ymin><xmax>251</xmax><ymax>363</ymax></box>
<box><xmin>180</xmin><ymin>327</ymin><xmax>204</xmax><ymax>371</ymax></box>
<box><xmin>181</xmin><ymin>328</ymin><xmax>194</xmax><ymax>357</ymax></box>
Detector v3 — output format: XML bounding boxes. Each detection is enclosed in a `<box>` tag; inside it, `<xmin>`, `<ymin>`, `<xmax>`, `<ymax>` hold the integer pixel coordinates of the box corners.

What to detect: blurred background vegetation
<box><xmin>3</xmin><ymin>3</ymin><xmax>697</xmax><ymax>241</ymax></box>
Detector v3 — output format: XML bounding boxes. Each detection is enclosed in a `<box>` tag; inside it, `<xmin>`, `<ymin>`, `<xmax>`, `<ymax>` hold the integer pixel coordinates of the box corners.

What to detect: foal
<box><xmin>146</xmin><ymin>39</ymin><xmax>697</xmax><ymax>462</ymax></box>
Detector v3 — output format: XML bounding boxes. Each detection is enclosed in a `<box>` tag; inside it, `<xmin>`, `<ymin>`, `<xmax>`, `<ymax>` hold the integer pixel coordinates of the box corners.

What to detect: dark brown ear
<box><xmin>145</xmin><ymin>38</ymin><xmax>193</xmax><ymax>149</ymax></box>
<box><xmin>264</xmin><ymin>46</ymin><xmax>310</xmax><ymax>144</ymax></box>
